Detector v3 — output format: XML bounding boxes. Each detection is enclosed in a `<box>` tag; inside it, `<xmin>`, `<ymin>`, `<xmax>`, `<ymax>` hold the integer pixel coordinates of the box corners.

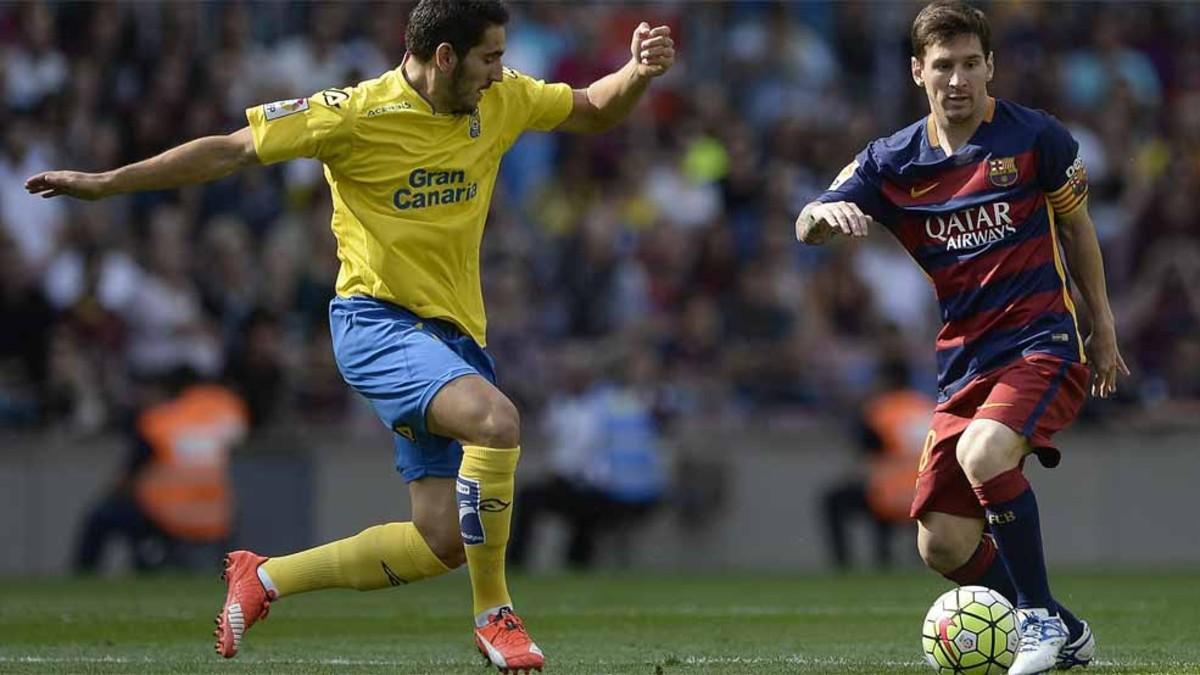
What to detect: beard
<box><xmin>448</xmin><ymin>67</ymin><xmax>479</xmax><ymax>115</ymax></box>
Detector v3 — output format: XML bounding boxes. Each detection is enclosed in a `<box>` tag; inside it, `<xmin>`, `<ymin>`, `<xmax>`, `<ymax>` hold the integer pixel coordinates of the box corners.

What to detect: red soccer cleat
<box><xmin>474</xmin><ymin>607</ymin><xmax>545</xmax><ymax>673</ymax></box>
<box><xmin>213</xmin><ymin>550</ymin><xmax>276</xmax><ymax>658</ymax></box>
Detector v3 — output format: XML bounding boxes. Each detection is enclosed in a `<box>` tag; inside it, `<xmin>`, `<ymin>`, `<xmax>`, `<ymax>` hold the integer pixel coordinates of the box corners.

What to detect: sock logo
<box><xmin>987</xmin><ymin>509</ymin><xmax>1017</xmax><ymax>525</ymax></box>
<box><xmin>457</xmin><ymin>476</ymin><xmax>485</xmax><ymax>545</ymax></box>
<box><xmin>479</xmin><ymin>498</ymin><xmax>510</xmax><ymax>513</ymax></box>
<box><xmin>380</xmin><ymin>561</ymin><xmax>408</xmax><ymax>586</ymax></box>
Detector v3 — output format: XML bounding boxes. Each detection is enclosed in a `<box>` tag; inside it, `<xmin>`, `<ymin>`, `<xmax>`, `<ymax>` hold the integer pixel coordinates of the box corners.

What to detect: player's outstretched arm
<box><xmin>554</xmin><ymin>22</ymin><xmax>674</xmax><ymax>135</ymax></box>
<box><xmin>795</xmin><ymin>200</ymin><xmax>872</xmax><ymax>245</ymax></box>
<box><xmin>25</xmin><ymin>127</ymin><xmax>260</xmax><ymax>201</ymax></box>
<box><xmin>1056</xmin><ymin>204</ymin><xmax>1130</xmax><ymax>398</ymax></box>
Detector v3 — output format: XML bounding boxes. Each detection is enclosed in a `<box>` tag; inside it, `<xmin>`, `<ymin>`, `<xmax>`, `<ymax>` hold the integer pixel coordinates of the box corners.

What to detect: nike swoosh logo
<box><xmin>979</xmin><ymin>403</ymin><xmax>1014</xmax><ymax>409</ymax></box>
<box><xmin>910</xmin><ymin>182</ymin><xmax>940</xmax><ymax>198</ymax></box>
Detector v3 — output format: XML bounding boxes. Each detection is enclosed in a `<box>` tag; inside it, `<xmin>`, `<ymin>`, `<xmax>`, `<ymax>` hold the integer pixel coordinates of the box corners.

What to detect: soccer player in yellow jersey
<box><xmin>26</xmin><ymin>1</ymin><xmax>674</xmax><ymax>670</ymax></box>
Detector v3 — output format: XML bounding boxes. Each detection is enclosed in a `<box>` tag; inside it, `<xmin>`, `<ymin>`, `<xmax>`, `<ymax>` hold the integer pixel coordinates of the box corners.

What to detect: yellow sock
<box><xmin>259</xmin><ymin>521</ymin><xmax>450</xmax><ymax>597</ymax></box>
<box><xmin>458</xmin><ymin>445</ymin><xmax>520</xmax><ymax>621</ymax></box>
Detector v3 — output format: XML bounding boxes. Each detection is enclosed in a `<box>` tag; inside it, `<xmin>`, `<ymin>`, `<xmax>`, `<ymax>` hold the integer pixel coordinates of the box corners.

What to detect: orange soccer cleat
<box><xmin>474</xmin><ymin>607</ymin><xmax>545</xmax><ymax>673</ymax></box>
<box><xmin>213</xmin><ymin>550</ymin><xmax>276</xmax><ymax>658</ymax></box>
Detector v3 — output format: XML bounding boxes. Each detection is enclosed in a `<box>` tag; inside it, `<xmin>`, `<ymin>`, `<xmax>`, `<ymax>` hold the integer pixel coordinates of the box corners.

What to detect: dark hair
<box><xmin>405</xmin><ymin>0</ymin><xmax>509</xmax><ymax>61</ymax></box>
<box><xmin>911</xmin><ymin>1</ymin><xmax>991</xmax><ymax>60</ymax></box>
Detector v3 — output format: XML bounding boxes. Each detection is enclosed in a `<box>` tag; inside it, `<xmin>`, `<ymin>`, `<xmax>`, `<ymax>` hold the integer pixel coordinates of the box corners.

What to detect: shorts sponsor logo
<box><xmin>457</xmin><ymin>476</ymin><xmax>485</xmax><ymax>545</ymax></box>
<box><xmin>263</xmin><ymin>98</ymin><xmax>308</xmax><ymax>120</ymax></box>
<box><xmin>393</xmin><ymin>423</ymin><xmax>416</xmax><ymax>442</ymax></box>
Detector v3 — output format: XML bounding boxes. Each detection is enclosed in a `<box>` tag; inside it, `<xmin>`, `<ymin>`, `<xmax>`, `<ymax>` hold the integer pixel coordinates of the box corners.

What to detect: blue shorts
<box><xmin>329</xmin><ymin>296</ymin><xmax>497</xmax><ymax>482</ymax></box>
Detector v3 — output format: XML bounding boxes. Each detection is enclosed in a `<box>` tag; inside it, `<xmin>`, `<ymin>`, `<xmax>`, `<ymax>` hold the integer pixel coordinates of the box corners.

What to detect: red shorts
<box><xmin>910</xmin><ymin>354</ymin><xmax>1089</xmax><ymax>520</ymax></box>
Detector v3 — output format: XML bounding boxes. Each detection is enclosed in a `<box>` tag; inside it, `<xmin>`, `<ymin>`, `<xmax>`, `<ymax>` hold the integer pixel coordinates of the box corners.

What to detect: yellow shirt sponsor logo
<box><xmin>393</xmin><ymin>168</ymin><xmax>479</xmax><ymax>210</ymax></box>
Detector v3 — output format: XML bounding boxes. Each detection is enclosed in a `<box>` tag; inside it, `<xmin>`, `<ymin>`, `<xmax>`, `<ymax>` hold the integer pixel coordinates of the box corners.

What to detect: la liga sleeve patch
<box><xmin>263</xmin><ymin>98</ymin><xmax>309</xmax><ymax>121</ymax></box>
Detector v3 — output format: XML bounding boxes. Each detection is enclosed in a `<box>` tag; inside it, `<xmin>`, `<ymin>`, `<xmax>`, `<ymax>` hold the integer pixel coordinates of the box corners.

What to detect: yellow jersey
<box><xmin>245</xmin><ymin>63</ymin><xmax>573</xmax><ymax>345</ymax></box>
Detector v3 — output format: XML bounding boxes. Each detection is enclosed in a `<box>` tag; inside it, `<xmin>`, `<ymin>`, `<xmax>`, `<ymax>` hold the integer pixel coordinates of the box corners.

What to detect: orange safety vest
<box><xmin>863</xmin><ymin>390</ymin><xmax>934</xmax><ymax>523</ymax></box>
<box><xmin>133</xmin><ymin>385</ymin><xmax>248</xmax><ymax>542</ymax></box>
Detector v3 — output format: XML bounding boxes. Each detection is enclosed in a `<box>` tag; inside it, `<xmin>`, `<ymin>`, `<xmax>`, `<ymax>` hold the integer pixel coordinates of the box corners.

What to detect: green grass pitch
<box><xmin>2</xmin><ymin>570</ymin><xmax>1198</xmax><ymax>674</ymax></box>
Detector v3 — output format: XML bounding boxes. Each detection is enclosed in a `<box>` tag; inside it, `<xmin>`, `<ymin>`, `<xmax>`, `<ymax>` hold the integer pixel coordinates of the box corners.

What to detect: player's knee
<box><xmin>917</xmin><ymin>531</ymin><xmax>970</xmax><ymax>574</ymax></box>
<box><xmin>955</xmin><ymin>423</ymin><xmax>1021</xmax><ymax>484</ymax></box>
<box><xmin>473</xmin><ymin>396</ymin><xmax>521</xmax><ymax>448</ymax></box>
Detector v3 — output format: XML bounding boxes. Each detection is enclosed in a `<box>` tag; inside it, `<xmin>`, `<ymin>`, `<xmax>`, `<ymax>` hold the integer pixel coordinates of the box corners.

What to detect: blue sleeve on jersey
<box><xmin>1034</xmin><ymin>114</ymin><xmax>1081</xmax><ymax>194</ymax></box>
<box><xmin>815</xmin><ymin>145</ymin><xmax>891</xmax><ymax>223</ymax></box>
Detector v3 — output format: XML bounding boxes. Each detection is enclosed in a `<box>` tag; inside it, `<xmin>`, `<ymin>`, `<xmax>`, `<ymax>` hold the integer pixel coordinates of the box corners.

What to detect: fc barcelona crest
<box><xmin>987</xmin><ymin>156</ymin><xmax>1018</xmax><ymax>187</ymax></box>
<box><xmin>468</xmin><ymin>109</ymin><xmax>481</xmax><ymax>139</ymax></box>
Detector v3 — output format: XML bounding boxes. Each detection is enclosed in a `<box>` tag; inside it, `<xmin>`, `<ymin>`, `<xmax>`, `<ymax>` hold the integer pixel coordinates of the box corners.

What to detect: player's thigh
<box><xmin>911</xmin><ymin>413</ymin><xmax>981</xmax><ymax>520</ymax></box>
<box><xmin>917</xmin><ymin>511</ymin><xmax>985</xmax><ymax>572</ymax></box>
<box><xmin>426</xmin><ymin>373</ymin><xmax>520</xmax><ymax>448</ymax></box>
<box><xmin>330</xmin><ymin>297</ymin><xmax>493</xmax><ymax>482</ymax></box>
<box><xmin>979</xmin><ymin>354</ymin><xmax>1089</xmax><ymax>469</ymax></box>
<box><xmin>955</xmin><ymin>419</ymin><xmax>1027</xmax><ymax>484</ymax></box>
<box><xmin>329</xmin><ymin>297</ymin><xmax>480</xmax><ymax>437</ymax></box>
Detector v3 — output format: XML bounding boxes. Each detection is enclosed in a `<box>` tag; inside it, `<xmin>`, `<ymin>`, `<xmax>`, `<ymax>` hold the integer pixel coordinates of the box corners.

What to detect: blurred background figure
<box><xmin>0</xmin><ymin>229</ymin><xmax>53</xmax><ymax>427</ymax></box>
<box><xmin>510</xmin><ymin>344</ymin><xmax>670</xmax><ymax>570</ymax></box>
<box><xmin>75</xmin><ymin>368</ymin><xmax>247</xmax><ymax>573</ymax></box>
<box><xmin>822</xmin><ymin>355</ymin><xmax>933</xmax><ymax>571</ymax></box>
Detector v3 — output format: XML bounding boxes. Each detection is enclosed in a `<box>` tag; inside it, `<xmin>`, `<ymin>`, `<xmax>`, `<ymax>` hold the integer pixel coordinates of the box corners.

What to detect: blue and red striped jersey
<box><xmin>817</xmin><ymin>98</ymin><xmax>1090</xmax><ymax>404</ymax></box>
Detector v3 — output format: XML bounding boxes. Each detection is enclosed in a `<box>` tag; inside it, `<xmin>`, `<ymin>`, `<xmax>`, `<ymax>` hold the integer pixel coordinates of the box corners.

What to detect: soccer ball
<box><xmin>922</xmin><ymin>585</ymin><xmax>1019</xmax><ymax>674</ymax></box>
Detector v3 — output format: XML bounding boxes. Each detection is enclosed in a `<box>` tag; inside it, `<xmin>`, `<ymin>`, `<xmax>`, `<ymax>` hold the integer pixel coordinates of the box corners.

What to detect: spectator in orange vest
<box><xmin>75</xmin><ymin>368</ymin><xmax>248</xmax><ymax>572</ymax></box>
<box><xmin>822</xmin><ymin>358</ymin><xmax>934</xmax><ymax>570</ymax></box>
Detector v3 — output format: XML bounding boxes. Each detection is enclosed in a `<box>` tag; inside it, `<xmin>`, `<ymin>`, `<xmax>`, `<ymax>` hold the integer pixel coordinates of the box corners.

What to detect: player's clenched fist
<box><xmin>631</xmin><ymin>22</ymin><xmax>674</xmax><ymax>78</ymax></box>
<box><xmin>25</xmin><ymin>170</ymin><xmax>111</xmax><ymax>200</ymax></box>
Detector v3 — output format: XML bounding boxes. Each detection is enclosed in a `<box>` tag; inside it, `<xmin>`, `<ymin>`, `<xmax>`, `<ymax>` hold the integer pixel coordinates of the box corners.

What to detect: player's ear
<box><xmin>985</xmin><ymin>51</ymin><xmax>994</xmax><ymax>82</ymax></box>
<box><xmin>434</xmin><ymin>42</ymin><xmax>458</xmax><ymax>73</ymax></box>
<box><xmin>911</xmin><ymin>56</ymin><xmax>924</xmax><ymax>87</ymax></box>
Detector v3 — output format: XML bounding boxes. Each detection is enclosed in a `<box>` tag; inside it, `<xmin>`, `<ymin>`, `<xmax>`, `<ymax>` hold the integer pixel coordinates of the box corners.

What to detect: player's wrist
<box><xmin>628</xmin><ymin>59</ymin><xmax>652</xmax><ymax>83</ymax></box>
<box><xmin>1089</xmin><ymin>310</ymin><xmax>1115</xmax><ymax>332</ymax></box>
<box><xmin>95</xmin><ymin>170</ymin><xmax>119</xmax><ymax>197</ymax></box>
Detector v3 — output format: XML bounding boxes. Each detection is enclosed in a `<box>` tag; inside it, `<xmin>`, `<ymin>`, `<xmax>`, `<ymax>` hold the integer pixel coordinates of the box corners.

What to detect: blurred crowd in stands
<box><xmin>2</xmin><ymin>1</ymin><xmax>1199</xmax><ymax>439</ymax></box>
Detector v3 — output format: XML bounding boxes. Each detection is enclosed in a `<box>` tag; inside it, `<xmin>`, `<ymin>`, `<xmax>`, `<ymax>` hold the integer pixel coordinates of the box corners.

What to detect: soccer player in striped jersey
<box><xmin>26</xmin><ymin>1</ymin><xmax>674</xmax><ymax>670</ymax></box>
<box><xmin>795</xmin><ymin>2</ymin><xmax>1126</xmax><ymax>673</ymax></box>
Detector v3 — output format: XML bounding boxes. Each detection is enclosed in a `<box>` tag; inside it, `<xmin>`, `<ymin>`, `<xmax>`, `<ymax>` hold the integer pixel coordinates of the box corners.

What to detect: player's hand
<box><xmin>24</xmin><ymin>171</ymin><xmax>111</xmax><ymax>201</ymax></box>
<box><xmin>631</xmin><ymin>23</ymin><xmax>674</xmax><ymax>78</ymax></box>
<box><xmin>809</xmin><ymin>201</ymin><xmax>872</xmax><ymax>238</ymax></box>
<box><xmin>1084</xmin><ymin>325</ymin><xmax>1130</xmax><ymax>398</ymax></box>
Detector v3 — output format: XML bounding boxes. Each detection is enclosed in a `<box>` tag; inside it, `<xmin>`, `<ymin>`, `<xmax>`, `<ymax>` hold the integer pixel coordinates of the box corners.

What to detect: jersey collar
<box><xmin>926</xmin><ymin>96</ymin><xmax>996</xmax><ymax>148</ymax></box>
